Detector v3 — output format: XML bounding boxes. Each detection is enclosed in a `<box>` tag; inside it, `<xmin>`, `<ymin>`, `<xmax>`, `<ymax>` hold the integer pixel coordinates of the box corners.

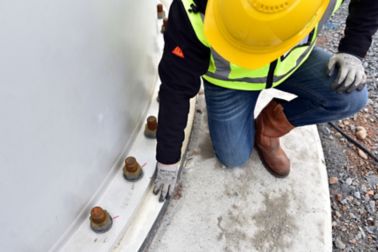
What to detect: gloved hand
<box><xmin>328</xmin><ymin>53</ymin><xmax>367</xmax><ymax>93</ymax></box>
<box><xmin>153</xmin><ymin>162</ymin><xmax>179</xmax><ymax>202</ymax></box>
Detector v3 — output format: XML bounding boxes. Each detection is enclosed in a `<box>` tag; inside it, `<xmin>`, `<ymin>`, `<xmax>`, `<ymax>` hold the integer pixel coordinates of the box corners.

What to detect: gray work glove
<box><xmin>153</xmin><ymin>162</ymin><xmax>179</xmax><ymax>202</ymax></box>
<box><xmin>328</xmin><ymin>53</ymin><xmax>367</xmax><ymax>93</ymax></box>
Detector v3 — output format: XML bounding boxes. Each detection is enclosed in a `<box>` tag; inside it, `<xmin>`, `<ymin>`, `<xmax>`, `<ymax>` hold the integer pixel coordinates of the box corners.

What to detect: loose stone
<box><xmin>354</xmin><ymin>191</ymin><xmax>361</xmax><ymax>199</ymax></box>
<box><xmin>346</xmin><ymin>178</ymin><xmax>353</xmax><ymax>185</ymax></box>
<box><xmin>358</xmin><ymin>149</ymin><xmax>368</xmax><ymax>160</ymax></box>
<box><xmin>329</xmin><ymin>176</ymin><xmax>339</xmax><ymax>185</ymax></box>
<box><xmin>335</xmin><ymin>237</ymin><xmax>346</xmax><ymax>249</ymax></box>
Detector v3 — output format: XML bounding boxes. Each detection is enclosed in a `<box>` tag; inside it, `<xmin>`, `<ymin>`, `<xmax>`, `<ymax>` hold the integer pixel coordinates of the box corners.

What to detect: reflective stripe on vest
<box><xmin>182</xmin><ymin>0</ymin><xmax>343</xmax><ymax>91</ymax></box>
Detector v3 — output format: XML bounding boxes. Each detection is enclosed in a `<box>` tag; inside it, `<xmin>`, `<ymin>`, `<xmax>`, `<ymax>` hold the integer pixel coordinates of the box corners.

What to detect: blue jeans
<box><xmin>204</xmin><ymin>47</ymin><xmax>368</xmax><ymax>167</ymax></box>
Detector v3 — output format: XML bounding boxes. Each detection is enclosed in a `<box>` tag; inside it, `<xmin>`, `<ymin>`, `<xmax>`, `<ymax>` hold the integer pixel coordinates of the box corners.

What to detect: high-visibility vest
<box><xmin>182</xmin><ymin>0</ymin><xmax>343</xmax><ymax>91</ymax></box>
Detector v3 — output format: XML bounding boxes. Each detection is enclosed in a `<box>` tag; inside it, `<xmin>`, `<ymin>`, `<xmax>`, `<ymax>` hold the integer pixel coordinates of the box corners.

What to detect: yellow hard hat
<box><xmin>204</xmin><ymin>0</ymin><xmax>330</xmax><ymax>69</ymax></box>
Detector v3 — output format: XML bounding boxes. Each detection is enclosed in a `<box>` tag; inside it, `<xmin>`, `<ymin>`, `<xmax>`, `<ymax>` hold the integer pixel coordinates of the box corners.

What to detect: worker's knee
<box><xmin>215</xmin><ymin>146</ymin><xmax>252</xmax><ymax>168</ymax></box>
<box><xmin>208</xmin><ymin>117</ymin><xmax>255</xmax><ymax>168</ymax></box>
<box><xmin>327</xmin><ymin>87</ymin><xmax>368</xmax><ymax>118</ymax></box>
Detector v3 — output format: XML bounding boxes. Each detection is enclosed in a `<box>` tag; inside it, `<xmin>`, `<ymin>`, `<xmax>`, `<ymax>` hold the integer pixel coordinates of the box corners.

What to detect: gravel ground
<box><xmin>317</xmin><ymin>1</ymin><xmax>378</xmax><ymax>251</ymax></box>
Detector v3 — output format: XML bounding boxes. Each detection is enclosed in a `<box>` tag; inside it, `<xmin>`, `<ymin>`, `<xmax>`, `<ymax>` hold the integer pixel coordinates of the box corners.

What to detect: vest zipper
<box><xmin>266</xmin><ymin>60</ymin><xmax>278</xmax><ymax>89</ymax></box>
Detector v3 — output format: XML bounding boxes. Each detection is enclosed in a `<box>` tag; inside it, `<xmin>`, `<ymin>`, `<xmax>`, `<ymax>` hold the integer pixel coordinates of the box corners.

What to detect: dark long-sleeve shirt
<box><xmin>156</xmin><ymin>0</ymin><xmax>378</xmax><ymax>164</ymax></box>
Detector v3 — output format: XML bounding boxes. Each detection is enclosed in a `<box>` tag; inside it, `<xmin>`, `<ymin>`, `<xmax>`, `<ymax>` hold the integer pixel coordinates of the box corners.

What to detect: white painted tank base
<box><xmin>0</xmin><ymin>0</ymin><xmax>162</xmax><ymax>251</ymax></box>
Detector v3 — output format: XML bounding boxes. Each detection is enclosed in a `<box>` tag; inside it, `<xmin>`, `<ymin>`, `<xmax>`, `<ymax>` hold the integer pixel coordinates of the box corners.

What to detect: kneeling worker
<box><xmin>153</xmin><ymin>0</ymin><xmax>378</xmax><ymax>201</ymax></box>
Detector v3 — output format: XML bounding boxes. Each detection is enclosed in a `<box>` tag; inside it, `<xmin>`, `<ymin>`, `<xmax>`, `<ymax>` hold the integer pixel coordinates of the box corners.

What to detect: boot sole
<box><xmin>255</xmin><ymin>146</ymin><xmax>290</xmax><ymax>178</ymax></box>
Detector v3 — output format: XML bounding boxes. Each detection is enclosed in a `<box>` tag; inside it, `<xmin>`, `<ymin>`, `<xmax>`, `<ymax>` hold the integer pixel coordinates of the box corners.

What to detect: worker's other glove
<box><xmin>328</xmin><ymin>53</ymin><xmax>367</xmax><ymax>93</ymax></box>
<box><xmin>153</xmin><ymin>162</ymin><xmax>179</xmax><ymax>202</ymax></box>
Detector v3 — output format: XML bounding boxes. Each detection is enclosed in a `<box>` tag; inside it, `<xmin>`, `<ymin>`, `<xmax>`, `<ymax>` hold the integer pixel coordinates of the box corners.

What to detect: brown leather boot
<box><xmin>255</xmin><ymin>99</ymin><xmax>294</xmax><ymax>177</ymax></box>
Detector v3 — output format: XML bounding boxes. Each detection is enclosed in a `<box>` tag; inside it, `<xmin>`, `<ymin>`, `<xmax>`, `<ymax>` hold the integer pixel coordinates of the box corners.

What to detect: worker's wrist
<box><xmin>157</xmin><ymin>162</ymin><xmax>179</xmax><ymax>170</ymax></box>
<box><xmin>156</xmin><ymin>149</ymin><xmax>181</xmax><ymax>166</ymax></box>
<box><xmin>337</xmin><ymin>50</ymin><xmax>364</xmax><ymax>61</ymax></box>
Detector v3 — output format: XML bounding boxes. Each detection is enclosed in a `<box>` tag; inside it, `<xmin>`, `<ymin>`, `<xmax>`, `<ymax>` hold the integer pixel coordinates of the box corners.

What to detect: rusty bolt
<box><xmin>89</xmin><ymin>206</ymin><xmax>113</xmax><ymax>233</ymax></box>
<box><xmin>125</xmin><ymin>156</ymin><xmax>139</xmax><ymax>173</ymax></box>
<box><xmin>147</xmin><ymin>116</ymin><xmax>157</xmax><ymax>130</ymax></box>
<box><xmin>90</xmin><ymin>207</ymin><xmax>107</xmax><ymax>224</ymax></box>
<box><xmin>145</xmin><ymin>116</ymin><xmax>157</xmax><ymax>139</ymax></box>
<box><xmin>157</xmin><ymin>4</ymin><xmax>165</xmax><ymax>19</ymax></box>
<box><xmin>124</xmin><ymin>156</ymin><xmax>143</xmax><ymax>181</ymax></box>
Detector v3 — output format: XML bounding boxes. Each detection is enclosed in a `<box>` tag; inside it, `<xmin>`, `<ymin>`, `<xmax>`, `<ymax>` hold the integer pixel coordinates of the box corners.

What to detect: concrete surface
<box><xmin>147</xmin><ymin>89</ymin><xmax>332</xmax><ymax>252</ymax></box>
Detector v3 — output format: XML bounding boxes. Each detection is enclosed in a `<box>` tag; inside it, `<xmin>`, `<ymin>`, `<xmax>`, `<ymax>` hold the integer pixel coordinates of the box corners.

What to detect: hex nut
<box><xmin>144</xmin><ymin>116</ymin><xmax>157</xmax><ymax>138</ymax></box>
<box><xmin>123</xmin><ymin>156</ymin><xmax>143</xmax><ymax>181</ymax></box>
<box><xmin>90</xmin><ymin>207</ymin><xmax>113</xmax><ymax>233</ymax></box>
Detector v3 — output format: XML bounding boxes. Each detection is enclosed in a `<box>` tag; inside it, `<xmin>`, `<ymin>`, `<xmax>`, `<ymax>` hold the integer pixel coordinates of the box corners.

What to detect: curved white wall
<box><xmin>0</xmin><ymin>1</ymin><xmax>158</xmax><ymax>251</ymax></box>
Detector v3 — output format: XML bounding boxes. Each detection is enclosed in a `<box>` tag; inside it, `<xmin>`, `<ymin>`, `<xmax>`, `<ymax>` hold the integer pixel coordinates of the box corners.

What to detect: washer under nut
<box><xmin>90</xmin><ymin>207</ymin><xmax>113</xmax><ymax>233</ymax></box>
<box><xmin>123</xmin><ymin>156</ymin><xmax>143</xmax><ymax>181</ymax></box>
<box><xmin>144</xmin><ymin>116</ymin><xmax>157</xmax><ymax>139</ymax></box>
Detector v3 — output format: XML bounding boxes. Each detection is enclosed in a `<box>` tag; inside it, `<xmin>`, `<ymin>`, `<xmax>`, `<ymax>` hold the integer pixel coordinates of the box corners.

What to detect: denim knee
<box><xmin>215</xmin><ymin>145</ymin><xmax>253</xmax><ymax>168</ymax></box>
<box><xmin>329</xmin><ymin>87</ymin><xmax>368</xmax><ymax>118</ymax></box>
<box><xmin>210</xmin><ymin>125</ymin><xmax>254</xmax><ymax>168</ymax></box>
